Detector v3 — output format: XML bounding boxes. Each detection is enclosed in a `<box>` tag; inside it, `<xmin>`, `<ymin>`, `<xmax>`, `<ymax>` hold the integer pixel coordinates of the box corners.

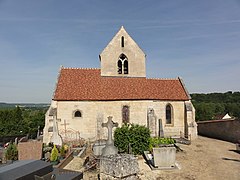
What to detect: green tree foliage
<box><xmin>191</xmin><ymin>91</ymin><xmax>240</xmax><ymax>121</ymax></box>
<box><xmin>114</xmin><ymin>124</ymin><xmax>151</xmax><ymax>155</ymax></box>
<box><xmin>0</xmin><ymin>107</ymin><xmax>46</xmax><ymax>137</ymax></box>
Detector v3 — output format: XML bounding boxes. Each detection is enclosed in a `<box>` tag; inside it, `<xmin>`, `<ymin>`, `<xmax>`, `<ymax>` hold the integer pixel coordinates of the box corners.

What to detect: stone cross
<box><xmin>102</xmin><ymin>116</ymin><xmax>118</xmax><ymax>145</ymax></box>
<box><xmin>61</xmin><ymin>119</ymin><xmax>69</xmax><ymax>137</ymax></box>
<box><xmin>101</xmin><ymin>116</ymin><xmax>118</xmax><ymax>156</ymax></box>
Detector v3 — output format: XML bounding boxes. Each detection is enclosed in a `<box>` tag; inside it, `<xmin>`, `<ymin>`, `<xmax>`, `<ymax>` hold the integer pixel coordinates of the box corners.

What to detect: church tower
<box><xmin>99</xmin><ymin>26</ymin><xmax>146</xmax><ymax>77</ymax></box>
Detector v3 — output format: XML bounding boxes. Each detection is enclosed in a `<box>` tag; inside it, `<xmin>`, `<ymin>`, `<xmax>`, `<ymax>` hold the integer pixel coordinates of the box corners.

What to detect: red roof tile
<box><xmin>53</xmin><ymin>68</ymin><xmax>190</xmax><ymax>101</ymax></box>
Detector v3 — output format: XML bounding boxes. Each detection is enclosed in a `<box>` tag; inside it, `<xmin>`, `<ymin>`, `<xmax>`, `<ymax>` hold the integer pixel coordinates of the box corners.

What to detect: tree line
<box><xmin>0</xmin><ymin>106</ymin><xmax>46</xmax><ymax>137</ymax></box>
<box><xmin>191</xmin><ymin>91</ymin><xmax>240</xmax><ymax>121</ymax></box>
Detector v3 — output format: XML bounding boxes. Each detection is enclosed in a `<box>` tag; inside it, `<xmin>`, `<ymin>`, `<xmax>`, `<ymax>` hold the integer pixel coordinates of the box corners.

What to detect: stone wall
<box><xmin>43</xmin><ymin>100</ymin><xmax>195</xmax><ymax>144</ymax></box>
<box><xmin>197</xmin><ymin>119</ymin><xmax>240</xmax><ymax>143</ymax></box>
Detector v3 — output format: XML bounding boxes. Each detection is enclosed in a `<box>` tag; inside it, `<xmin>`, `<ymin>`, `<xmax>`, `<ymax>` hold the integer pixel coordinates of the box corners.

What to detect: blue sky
<box><xmin>0</xmin><ymin>0</ymin><xmax>240</xmax><ymax>103</ymax></box>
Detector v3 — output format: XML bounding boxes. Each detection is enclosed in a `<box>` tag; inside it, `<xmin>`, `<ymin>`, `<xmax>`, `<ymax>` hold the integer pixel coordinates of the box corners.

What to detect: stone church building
<box><xmin>43</xmin><ymin>26</ymin><xmax>197</xmax><ymax>144</ymax></box>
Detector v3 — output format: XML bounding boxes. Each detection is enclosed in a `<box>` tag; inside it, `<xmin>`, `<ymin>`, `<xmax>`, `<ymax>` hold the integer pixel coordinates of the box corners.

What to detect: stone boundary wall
<box><xmin>197</xmin><ymin>119</ymin><xmax>240</xmax><ymax>143</ymax></box>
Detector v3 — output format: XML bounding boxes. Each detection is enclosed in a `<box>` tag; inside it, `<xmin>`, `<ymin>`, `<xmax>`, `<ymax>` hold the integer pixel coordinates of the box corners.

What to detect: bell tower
<box><xmin>99</xmin><ymin>26</ymin><xmax>146</xmax><ymax>77</ymax></box>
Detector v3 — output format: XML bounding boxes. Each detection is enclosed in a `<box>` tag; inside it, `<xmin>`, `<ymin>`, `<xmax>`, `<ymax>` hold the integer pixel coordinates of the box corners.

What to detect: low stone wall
<box><xmin>197</xmin><ymin>119</ymin><xmax>240</xmax><ymax>143</ymax></box>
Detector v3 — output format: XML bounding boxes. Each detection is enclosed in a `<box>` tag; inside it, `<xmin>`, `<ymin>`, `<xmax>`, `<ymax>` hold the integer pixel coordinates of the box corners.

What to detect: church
<box><xmin>43</xmin><ymin>26</ymin><xmax>197</xmax><ymax>144</ymax></box>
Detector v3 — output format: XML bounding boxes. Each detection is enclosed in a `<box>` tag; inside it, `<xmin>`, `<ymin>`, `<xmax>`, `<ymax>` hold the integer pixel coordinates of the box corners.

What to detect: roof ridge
<box><xmin>62</xmin><ymin>67</ymin><xmax>100</xmax><ymax>70</ymax></box>
<box><xmin>146</xmin><ymin>77</ymin><xmax>178</xmax><ymax>80</ymax></box>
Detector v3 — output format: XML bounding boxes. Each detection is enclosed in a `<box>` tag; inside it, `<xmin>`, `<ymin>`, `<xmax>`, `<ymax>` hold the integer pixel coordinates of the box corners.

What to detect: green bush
<box><xmin>114</xmin><ymin>124</ymin><xmax>151</xmax><ymax>155</ymax></box>
<box><xmin>5</xmin><ymin>143</ymin><xmax>18</xmax><ymax>161</ymax></box>
<box><xmin>149</xmin><ymin>137</ymin><xmax>176</xmax><ymax>150</ymax></box>
<box><xmin>50</xmin><ymin>145</ymin><xmax>59</xmax><ymax>162</ymax></box>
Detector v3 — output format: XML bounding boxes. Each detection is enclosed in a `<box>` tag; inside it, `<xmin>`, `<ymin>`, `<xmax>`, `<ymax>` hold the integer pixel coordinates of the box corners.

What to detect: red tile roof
<box><xmin>53</xmin><ymin>68</ymin><xmax>190</xmax><ymax>101</ymax></box>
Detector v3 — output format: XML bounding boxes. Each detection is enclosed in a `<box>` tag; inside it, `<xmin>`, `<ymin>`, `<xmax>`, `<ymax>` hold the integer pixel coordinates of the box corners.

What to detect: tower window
<box><xmin>124</xmin><ymin>60</ymin><xmax>128</xmax><ymax>74</ymax></box>
<box><xmin>121</xmin><ymin>36</ymin><xmax>124</xmax><ymax>47</ymax></box>
<box><xmin>118</xmin><ymin>60</ymin><xmax>122</xmax><ymax>74</ymax></box>
<box><xmin>117</xmin><ymin>54</ymin><xmax>128</xmax><ymax>74</ymax></box>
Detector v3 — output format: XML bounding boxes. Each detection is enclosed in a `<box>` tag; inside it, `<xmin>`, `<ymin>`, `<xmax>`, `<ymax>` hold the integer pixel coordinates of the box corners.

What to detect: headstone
<box><xmin>101</xmin><ymin>116</ymin><xmax>118</xmax><ymax>156</ymax></box>
<box><xmin>51</xmin><ymin>114</ymin><xmax>63</xmax><ymax>146</ymax></box>
<box><xmin>96</xmin><ymin>113</ymin><xmax>104</xmax><ymax>140</ymax></box>
<box><xmin>93</xmin><ymin>140</ymin><xmax>106</xmax><ymax>156</ymax></box>
<box><xmin>147</xmin><ymin>108</ymin><xmax>157</xmax><ymax>137</ymax></box>
<box><xmin>18</xmin><ymin>141</ymin><xmax>43</xmax><ymax>160</ymax></box>
<box><xmin>0</xmin><ymin>160</ymin><xmax>53</xmax><ymax>180</ymax></box>
<box><xmin>158</xmin><ymin>119</ymin><xmax>164</xmax><ymax>138</ymax></box>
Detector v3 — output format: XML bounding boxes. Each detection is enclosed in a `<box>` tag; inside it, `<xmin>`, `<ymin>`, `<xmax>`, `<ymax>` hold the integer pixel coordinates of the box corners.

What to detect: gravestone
<box><xmin>51</xmin><ymin>114</ymin><xmax>63</xmax><ymax>146</ymax></box>
<box><xmin>96</xmin><ymin>113</ymin><xmax>104</xmax><ymax>140</ymax></box>
<box><xmin>18</xmin><ymin>141</ymin><xmax>43</xmax><ymax>160</ymax></box>
<box><xmin>0</xmin><ymin>160</ymin><xmax>53</xmax><ymax>180</ymax></box>
<box><xmin>101</xmin><ymin>116</ymin><xmax>118</xmax><ymax>156</ymax></box>
<box><xmin>147</xmin><ymin>108</ymin><xmax>157</xmax><ymax>137</ymax></box>
<box><xmin>158</xmin><ymin>119</ymin><xmax>164</xmax><ymax>138</ymax></box>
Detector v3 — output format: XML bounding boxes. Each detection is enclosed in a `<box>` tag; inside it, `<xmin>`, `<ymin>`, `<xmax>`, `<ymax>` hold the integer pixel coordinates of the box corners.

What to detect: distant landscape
<box><xmin>191</xmin><ymin>91</ymin><xmax>240</xmax><ymax>120</ymax></box>
<box><xmin>0</xmin><ymin>103</ymin><xmax>49</xmax><ymax>109</ymax></box>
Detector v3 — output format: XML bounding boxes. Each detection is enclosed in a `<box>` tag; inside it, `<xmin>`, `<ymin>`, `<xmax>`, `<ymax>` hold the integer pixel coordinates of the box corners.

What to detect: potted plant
<box><xmin>149</xmin><ymin>137</ymin><xmax>176</xmax><ymax>168</ymax></box>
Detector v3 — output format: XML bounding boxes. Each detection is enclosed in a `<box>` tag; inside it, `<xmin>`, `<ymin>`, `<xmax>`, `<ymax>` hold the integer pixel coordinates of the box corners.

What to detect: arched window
<box><xmin>166</xmin><ymin>104</ymin><xmax>173</xmax><ymax>124</ymax></box>
<box><xmin>74</xmin><ymin>110</ymin><xmax>82</xmax><ymax>118</ymax></box>
<box><xmin>117</xmin><ymin>54</ymin><xmax>128</xmax><ymax>74</ymax></box>
<box><xmin>123</xmin><ymin>60</ymin><xmax>128</xmax><ymax>74</ymax></box>
<box><xmin>122</xmin><ymin>105</ymin><xmax>130</xmax><ymax>123</ymax></box>
<box><xmin>118</xmin><ymin>60</ymin><xmax>122</xmax><ymax>74</ymax></box>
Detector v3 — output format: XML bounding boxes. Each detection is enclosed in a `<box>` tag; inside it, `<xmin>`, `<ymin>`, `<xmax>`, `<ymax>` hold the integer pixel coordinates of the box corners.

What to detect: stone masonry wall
<box><xmin>197</xmin><ymin>119</ymin><xmax>240</xmax><ymax>143</ymax></box>
<box><xmin>43</xmin><ymin>100</ymin><xmax>188</xmax><ymax>143</ymax></box>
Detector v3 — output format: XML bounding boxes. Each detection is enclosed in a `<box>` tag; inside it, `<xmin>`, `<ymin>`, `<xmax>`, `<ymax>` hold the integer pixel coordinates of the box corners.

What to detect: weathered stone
<box><xmin>147</xmin><ymin>108</ymin><xmax>157</xmax><ymax>137</ymax></box>
<box><xmin>93</xmin><ymin>140</ymin><xmax>106</xmax><ymax>156</ymax></box>
<box><xmin>100</xmin><ymin>154</ymin><xmax>139</xmax><ymax>179</ymax></box>
<box><xmin>101</xmin><ymin>116</ymin><xmax>118</xmax><ymax>156</ymax></box>
<box><xmin>50</xmin><ymin>114</ymin><xmax>63</xmax><ymax>146</ymax></box>
<box><xmin>153</xmin><ymin>147</ymin><xmax>176</xmax><ymax>168</ymax></box>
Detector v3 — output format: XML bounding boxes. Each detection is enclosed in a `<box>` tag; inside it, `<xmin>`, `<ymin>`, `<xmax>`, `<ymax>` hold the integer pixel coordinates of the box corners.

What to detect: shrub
<box><xmin>60</xmin><ymin>145</ymin><xmax>66</xmax><ymax>158</ymax></box>
<box><xmin>5</xmin><ymin>143</ymin><xmax>18</xmax><ymax>161</ymax></box>
<box><xmin>149</xmin><ymin>137</ymin><xmax>176</xmax><ymax>151</ymax></box>
<box><xmin>114</xmin><ymin>124</ymin><xmax>151</xmax><ymax>155</ymax></box>
<box><xmin>50</xmin><ymin>145</ymin><xmax>59</xmax><ymax>162</ymax></box>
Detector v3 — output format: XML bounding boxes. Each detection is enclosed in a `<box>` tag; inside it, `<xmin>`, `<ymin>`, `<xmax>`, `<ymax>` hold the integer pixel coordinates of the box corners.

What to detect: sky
<box><xmin>0</xmin><ymin>0</ymin><xmax>240</xmax><ymax>103</ymax></box>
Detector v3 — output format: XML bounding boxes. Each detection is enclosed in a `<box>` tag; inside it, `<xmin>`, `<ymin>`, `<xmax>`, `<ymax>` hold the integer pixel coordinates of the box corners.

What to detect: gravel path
<box><xmin>64</xmin><ymin>136</ymin><xmax>240</xmax><ymax>179</ymax></box>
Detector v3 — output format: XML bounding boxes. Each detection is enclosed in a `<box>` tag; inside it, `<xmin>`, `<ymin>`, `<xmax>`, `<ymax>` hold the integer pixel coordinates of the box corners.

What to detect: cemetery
<box><xmin>0</xmin><ymin>115</ymin><xmax>239</xmax><ymax>179</ymax></box>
